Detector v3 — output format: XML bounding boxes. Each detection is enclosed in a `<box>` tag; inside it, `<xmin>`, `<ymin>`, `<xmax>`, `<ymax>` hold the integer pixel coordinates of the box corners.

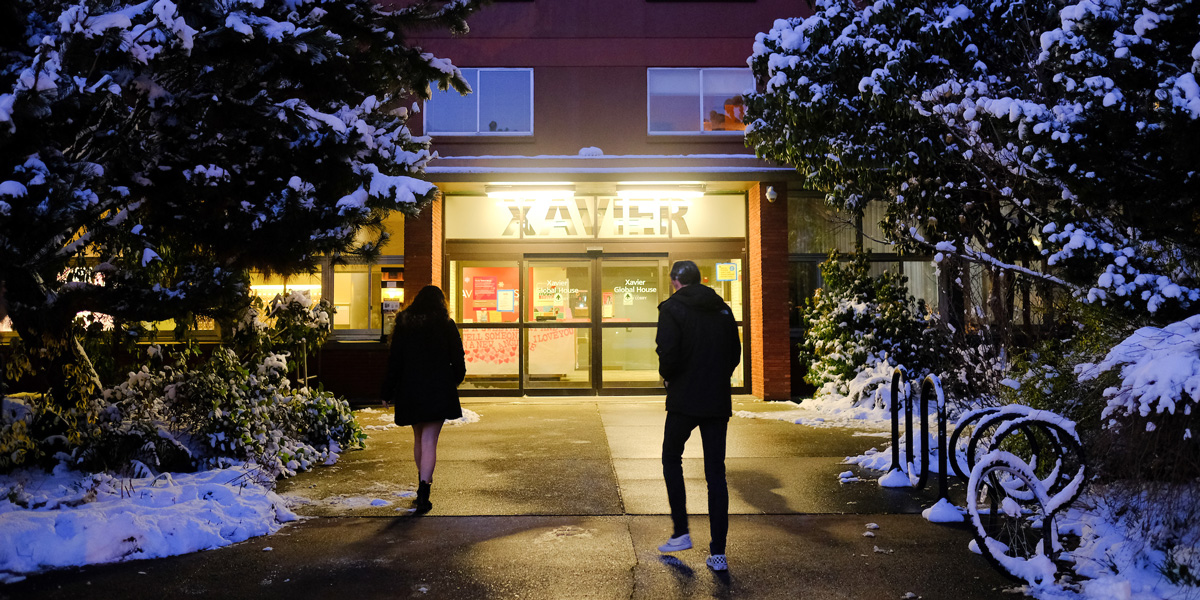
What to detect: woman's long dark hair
<box><xmin>402</xmin><ymin>285</ymin><xmax>450</xmax><ymax>322</ymax></box>
<box><xmin>410</xmin><ymin>284</ymin><xmax>451</xmax><ymax>319</ymax></box>
<box><xmin>391</xmin><ymin>285</ymin><xmax>450</xmax><ymax>348</ymax></box>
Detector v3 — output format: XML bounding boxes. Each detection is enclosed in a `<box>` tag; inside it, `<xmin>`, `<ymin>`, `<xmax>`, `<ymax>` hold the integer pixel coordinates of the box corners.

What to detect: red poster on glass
<box><xmin>474</xmin><ymin>276</ymin><xmax>497</xmax><ymax>301</ymax></box>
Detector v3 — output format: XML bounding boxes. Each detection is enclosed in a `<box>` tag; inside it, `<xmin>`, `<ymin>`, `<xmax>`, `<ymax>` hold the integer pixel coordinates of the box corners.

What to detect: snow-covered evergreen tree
<box><xmin>746</xmin><ymin>0</ymin><xmax>1200</xmax><ymax>324</ymax></box>
<box><xmin>0</xmin><ymin>0</ymin><xmax>479</xmax><ymax>404</ymax></box>
<box><xmin>799</xmin><ymin>253</ymin><xmax>942</xmax><ymax>406</ymax></box>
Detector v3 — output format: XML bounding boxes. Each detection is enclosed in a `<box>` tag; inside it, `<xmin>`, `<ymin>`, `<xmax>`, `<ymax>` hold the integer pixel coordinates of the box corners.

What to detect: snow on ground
<box><xmin>735</xmin><ymin>399</ymin><xmax>891</xmax><ymax>429</ymax></box>
<box><xmin>0</xmin><ymin>464</ymin><xmax>296</xmax><ymax>584</ymax></box>
<box><xmin>1021</xmin><ymin>487</ymin><xmax>1200</xmax><ymax>600</ymax></box>
<box><xmin>279</xmin><ymin>479</ymin><xmax>417</xmax><ymax>514</ymax></box>
<box><xmin>0</xmin><ymin>407</ymin><xmax>479</xmax><ymax>583</ymax></box>
<box><xmin>360</xmin><ymin>406</ymin><xmax>481</xmax><ymax>431</ymax></box>
<box><xmin>921</xmin><ymin>498</ymin><xmax>964</xmax><ymax>523</ymax></box>
<box><xmin>738</xmin><ymin>393</ymin><xmax>1199</xmax><ymax>600</ymax></box>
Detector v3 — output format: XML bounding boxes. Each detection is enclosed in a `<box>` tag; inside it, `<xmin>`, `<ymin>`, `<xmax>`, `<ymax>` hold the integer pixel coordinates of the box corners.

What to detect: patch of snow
<box><xmin>141</xmin><ymin>248</ymin><xmax>161</xmax><ymax>266</ymax></box>
<box><xmin>0</xmin><ymin>181</ymin><xmax>27</xmax><ymax>197</ymax></box>
<box><xmin>0</xmin><ymin>465</ymin><xmax>296</xmax><ymax>583</ymax></box>
<box><xmin>447</xmin><ymin>408</ymin><xmax>481</xmax><ymax>426</ymax></box>
<box><xmin>873</xmin><ymin>468</ymin><xmax>911</xmax><ymax>492</ymax></box>
<box><xmin>922</xmin><ymin>498</ymin><xmax>964</xmax><ymax>523</ymax></box>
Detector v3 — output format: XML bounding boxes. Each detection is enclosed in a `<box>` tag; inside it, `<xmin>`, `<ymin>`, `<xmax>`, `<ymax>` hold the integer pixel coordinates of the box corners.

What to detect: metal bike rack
<box><xmin>885</xmin><ymin>369</ymin><xmax>1089</xmax><ymax>583</ymax></box>
<box><xmin>888</xmin><ymin>368</ymin><xmax>950</xmax><ymax>501</ymax></box>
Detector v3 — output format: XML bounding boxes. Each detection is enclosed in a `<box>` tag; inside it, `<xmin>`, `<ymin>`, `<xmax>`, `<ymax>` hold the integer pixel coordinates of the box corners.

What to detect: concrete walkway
<box><xmin>5</xmin><ymin>397</ymin><xmax>1016</xmax><ymax>599</ymax></box>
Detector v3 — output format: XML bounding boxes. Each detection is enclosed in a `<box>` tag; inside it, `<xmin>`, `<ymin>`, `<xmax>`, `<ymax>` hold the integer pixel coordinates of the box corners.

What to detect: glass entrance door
<box><xmin>524</xmin><ymin>259</ymin><xmax>593</xmax><ymax>390</ymax></box>
<box><xmin>451</xmin><ymin>253</ymin><xmax>744</xmax><ymax>395</ymax></box>
<box><xmin>600</xmin><ymin>258</ymin><xmax>669</xmax><ymax>389</ymax></box>
<box><xmin>523</xmin><ymin>256</ymin><xmax>669</xmax><ymax>392</ymax></box>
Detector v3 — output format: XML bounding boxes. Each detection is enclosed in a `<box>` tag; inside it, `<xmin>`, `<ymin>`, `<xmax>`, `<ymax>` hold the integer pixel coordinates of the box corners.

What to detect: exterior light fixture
<box><xmin>614</xmin><ymin>183</ymin><xmax>706</xmax><ymax>199</ymax></box>
<box><xmin>485</xmin><ymin>183</ymin><xmax>576</xmax><ymax>199</ymax></box>
<box><xmin>766</xmin><ymin>186</ymin><xmax>778</xmax><ymax>202</ymax></box>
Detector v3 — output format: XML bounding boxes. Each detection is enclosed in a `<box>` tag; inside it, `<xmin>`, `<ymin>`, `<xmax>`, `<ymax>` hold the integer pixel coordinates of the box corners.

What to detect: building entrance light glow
<box><xmin>485</xmin><ymin>183</ymin><xmax>576</xmax><ymax>199</ymax></box>
<box><xmin>614</xmin><ymin>183</ymin><xmax>705</xmax><ymax>199</ymax></box>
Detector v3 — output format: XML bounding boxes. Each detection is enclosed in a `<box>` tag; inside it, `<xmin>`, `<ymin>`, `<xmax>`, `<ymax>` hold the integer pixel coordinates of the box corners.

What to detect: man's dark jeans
<box><xmin>662</xmin><ymin>411</ymin><xmax>729</xmax><ymax>555</ymax></box>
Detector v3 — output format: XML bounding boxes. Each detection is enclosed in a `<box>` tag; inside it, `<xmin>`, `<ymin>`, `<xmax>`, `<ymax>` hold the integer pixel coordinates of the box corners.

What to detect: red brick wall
<box><xmin>749</xmin><ymin>182</ymin><xmax>791</xmax><ymax>400</ymax></box>
<box><xmin>403</xmin><ymin>196</ymin><xmax>444</xmax><ymax>300</ymax></box>
<box><xmin>408</xmin><ymin>0</ymin><xmax>812</xmax><ymax>158</ymax></box>
<box><xmin>312</xmin><ymin>342</ymin><xmax>389</xmax><ymax>406</ymax></box>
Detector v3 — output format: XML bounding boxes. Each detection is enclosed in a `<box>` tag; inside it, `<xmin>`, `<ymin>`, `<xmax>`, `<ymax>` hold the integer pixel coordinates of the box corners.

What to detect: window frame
<box><xmin>646</xmin><ymin>67</ymin><xmax>753</xmax><ymax>135</ymax></box>
<box><xmin>424</xmin><ymin>67</ymin><xmax>535</xmax><ymax>136</ymax></box>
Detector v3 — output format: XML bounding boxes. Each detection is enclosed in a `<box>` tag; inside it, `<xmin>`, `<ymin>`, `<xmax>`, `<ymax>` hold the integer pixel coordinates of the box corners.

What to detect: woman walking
<box><xmin>382</xmin><ymin>285</ymin><xmax>466</xmax><ymax>514</ymax></box>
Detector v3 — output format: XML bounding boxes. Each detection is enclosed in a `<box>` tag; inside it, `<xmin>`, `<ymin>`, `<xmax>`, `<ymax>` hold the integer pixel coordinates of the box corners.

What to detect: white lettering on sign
<box><xmin>445</xmin><ymin>194</ymin><xmax>746</xmax><ymax>241</ymax></box>
<box><xmin>613</xmin><ymin>278</ymin><xmax>657</xmax><ymax>294</ymax></box>
<box><xmin>499</xmin><ymin>197</ymin><xmax>689</xmax><ymax>238</ymax></box>
<box><xmin>537</xmin><ymin>279</ymin><xmax>580</xmax><ymax>295</ymax></box>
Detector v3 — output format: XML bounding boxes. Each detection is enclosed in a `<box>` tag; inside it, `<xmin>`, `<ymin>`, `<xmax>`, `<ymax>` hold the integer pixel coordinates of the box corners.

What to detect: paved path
<box><xmin>5</xmin><ymin>397</ymin><xmax>1015</xmax><ymax>599</ymax></box>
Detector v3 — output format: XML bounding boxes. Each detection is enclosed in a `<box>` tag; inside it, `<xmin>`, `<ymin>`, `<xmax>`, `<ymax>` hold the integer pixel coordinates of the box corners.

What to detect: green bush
<box><xmin>228</xmin><ymin>291</ymin><xmax>333</xmax><ymax>371</ymax></box>
<box><xmin>1</xmin><ymin>292</ymin><xmax>363</xmax><ymax>478</ymax></box>
<box><xmin>799</xmin><ymin>252</ymin><xmax>944</xmax><ymax>404</ymax></box>
<box><xmin>999</xmin><ymin>300</ymin><xmax>1134</xmax><ymax>458</ymax></box>
<box><xmin>177</xmin><ymin>346</ymin><xmax>365</xmax><ymax>477</ymax></box>
<box><xmin>0</xmin><ymin>393</ymin><xmax>43</xmax><ymax>472</ymax></box>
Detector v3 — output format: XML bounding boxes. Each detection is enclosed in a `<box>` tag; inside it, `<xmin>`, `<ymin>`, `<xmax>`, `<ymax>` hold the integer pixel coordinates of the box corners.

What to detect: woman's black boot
<box><xmin>415</xmin><ymin>480</ymin><xmax>433</xmax><ymax>514</ymax></box>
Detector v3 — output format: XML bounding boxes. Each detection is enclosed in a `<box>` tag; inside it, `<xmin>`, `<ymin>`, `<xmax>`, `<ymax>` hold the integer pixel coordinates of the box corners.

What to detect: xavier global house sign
<box><xmin>445</xmin><ymin>195</ymin><xmax>746</xmax><ymax>240</ymax></box>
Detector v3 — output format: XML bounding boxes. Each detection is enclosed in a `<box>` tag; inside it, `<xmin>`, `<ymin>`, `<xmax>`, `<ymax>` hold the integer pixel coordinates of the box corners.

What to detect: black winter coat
<box><xmin>656</xmin><ymin>283</ymin><xmax>742</xmax><ymax>418</ymax></box>
<box><xmin>382</xmin><ymin>312</ymin><xmax>466</xmax><ymax>426</ymax></box>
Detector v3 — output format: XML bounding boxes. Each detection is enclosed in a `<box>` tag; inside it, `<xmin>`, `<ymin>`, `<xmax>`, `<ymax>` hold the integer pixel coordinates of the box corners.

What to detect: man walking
<box><xmin>655</xmin><ymin>260</ymin><xmax>742</xmax><ymax>572</ymax></box>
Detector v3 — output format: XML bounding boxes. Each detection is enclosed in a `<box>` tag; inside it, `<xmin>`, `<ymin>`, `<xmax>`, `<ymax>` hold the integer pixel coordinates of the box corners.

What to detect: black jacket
<box><xmin>656</xmin><ymin>283</ymin><xmax>742</xmax><ymax>418</ymax></box>
<box><xmin>382</xmin><ymin>312</ymin><xmax>466</xmax><ymax>426</ymax></box>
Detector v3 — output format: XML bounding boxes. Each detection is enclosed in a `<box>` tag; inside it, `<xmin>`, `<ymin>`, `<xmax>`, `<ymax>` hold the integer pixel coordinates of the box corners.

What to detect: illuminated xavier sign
<box><xmin>445</xmin><ymin>195</ymin><xmax>746</xmax><ymax>240</ymax></box>
<box><xmin>502</xmin><ymin>197</ymin><xmax>685</xmax><ymax>238</ymax></box>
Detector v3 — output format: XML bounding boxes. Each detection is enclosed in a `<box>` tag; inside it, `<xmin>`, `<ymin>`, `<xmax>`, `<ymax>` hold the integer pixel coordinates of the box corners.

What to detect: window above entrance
<box><xmin>425</xmin><ymin>68</ymin><xmax>534</xmax><ymax>135</ymax></box>
<box><xmin>647</xmin><ymin>68</ymin><xmax>753</xmax><ymax>134</ymax></box>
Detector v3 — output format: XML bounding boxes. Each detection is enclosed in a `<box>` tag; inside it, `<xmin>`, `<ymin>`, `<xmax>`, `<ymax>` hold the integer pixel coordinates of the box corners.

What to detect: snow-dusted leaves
<box><xmin>1078</xmin><ymin>314</ymin><xmax>1200</xmax><ymax>432</ymax></box>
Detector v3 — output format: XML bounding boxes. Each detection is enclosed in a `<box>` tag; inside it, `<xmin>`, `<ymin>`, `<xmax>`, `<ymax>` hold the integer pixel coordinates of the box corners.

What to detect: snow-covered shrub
<box><xmin>1063</xmin><ymin>483</ymin><xmax>1200</xmax><ymax>592</ymax></box>
<box><xmin>746</xmin><ymin>0</ymin><xmax>1200</xmax><ymax>325</ymax></box>
<box><xmin>1076</xmin><ymin>314</ymin><xmax>1200</xmax><ymax>484</ymax></box>
<box><xmin>75</xmin><ymin>345</ymin><xmax>196</xmax><ymax>475</ymax></box>
<box><xmin>4</xmin><ymin>298</ymin><xmax>364</xmax><ymax>478</ymax></box>
<box><xmin>799</xmin><ymin>253</ymin><xmax>944</xmax><ymax>407</ymax></box>
<box><xmin>174</xmin><ymin>348</ymin><xmax>364</xmax><ymax>478</ymax></box>
<box><xmin>1081</xmin><ymin>314</ymin><xmax>1200</xmax><ymax>429</ymax></box>
<box><xmin>0</xmin><ymin>394</ymin><xmax>41</xmax><ymax>471</ymax></box>
<box><xmin>999</xmin><ymin>303</ymin><xmax>1126</xmax><ymax>432</ymax></box>
<box><xmin>1</xmin><ymin>0</ymin><xmax>480</xmax><ymax>426</ymax></box>
<box><xmin>228</xmin><ymin>292</ymin><xmax>334</xmax><ymax>375</ymax></box>
<box><xmin>1002</xmin><ymin>314</ymin><xmax>1200</xmax><ymax>594</ymax></box>
<box><xmin>291</xmin><ymin>385</ymin><xmax>364</xmax><ymax>458</ymax></box>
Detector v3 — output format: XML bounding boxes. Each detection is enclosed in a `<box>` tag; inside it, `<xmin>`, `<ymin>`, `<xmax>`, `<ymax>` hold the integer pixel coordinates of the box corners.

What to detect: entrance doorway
<box><xmin>450</xmin><ymin>252</ymin><xmax>746</xmax><ymax>395</ymax></box>
<box><xmin>524</xmin><ymin>255</ymin><xmax>668</xmax><ymax>392</ymax></box>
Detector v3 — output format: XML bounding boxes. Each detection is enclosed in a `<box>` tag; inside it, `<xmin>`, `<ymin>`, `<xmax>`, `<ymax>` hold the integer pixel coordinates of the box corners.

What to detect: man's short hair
<box><xmin>669</xmin><ymin>260</ymin><xmax>701</xmax><ymax>285</ymax></box>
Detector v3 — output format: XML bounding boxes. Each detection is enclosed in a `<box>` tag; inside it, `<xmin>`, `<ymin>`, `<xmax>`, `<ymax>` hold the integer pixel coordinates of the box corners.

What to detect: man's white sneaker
<box><xmin>706</xmin><ymin>554</ymin><xmax>728</xmax><ymax>571</ymax></box>
<box><xmin>657</xmin><ymin>533</ymin><xmax>692</xmax><ymax>553</ymax></box>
